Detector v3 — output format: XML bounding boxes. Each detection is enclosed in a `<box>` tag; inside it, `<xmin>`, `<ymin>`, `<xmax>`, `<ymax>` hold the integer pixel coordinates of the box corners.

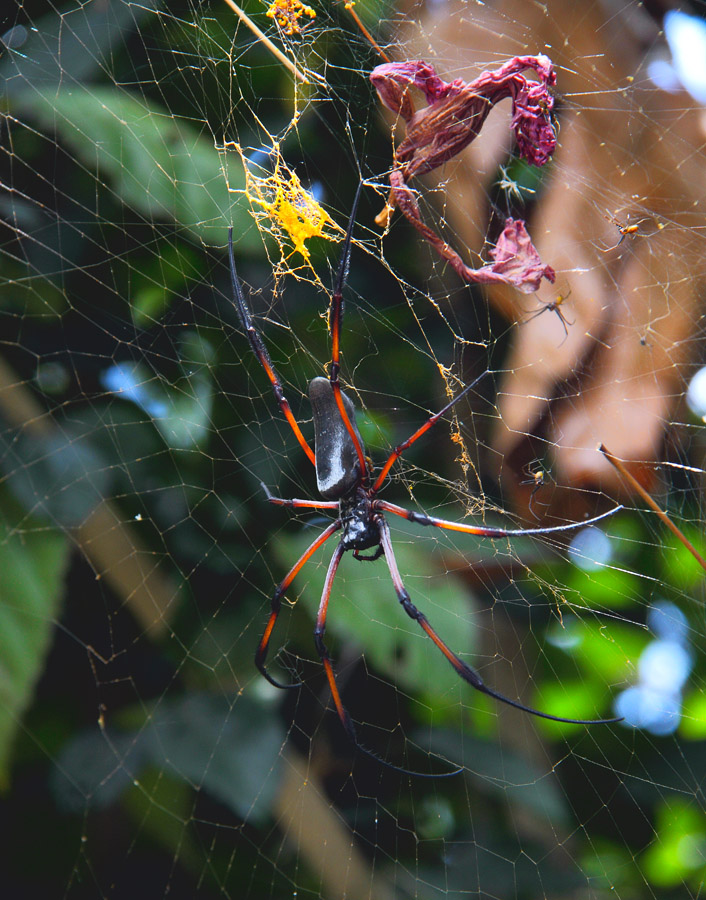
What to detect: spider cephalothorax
<box><xmin>229</xmin><ymin>183</ymin><xmax>622</xmax><ymax>776</ymax></box>
<box><xmin>340</xmin><ymin>491</ymin><xmax>380</xmax><ymax>554</ymax></box>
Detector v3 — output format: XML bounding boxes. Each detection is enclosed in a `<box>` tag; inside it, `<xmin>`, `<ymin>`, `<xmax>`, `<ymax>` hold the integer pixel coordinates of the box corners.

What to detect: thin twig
<box><xmin>599</xmin><ymin>443</ymin><xmax>706</xmax><ymax>573</ymax></box>
<box><xmin>222</xmin><ymin>0</ymin><xmax>314</xmax><ymax>84</ymax></box>
<box><xmin>343</xmin><ymin>3</ymin><xmax>390</xmax><ymax>62</ymax></box>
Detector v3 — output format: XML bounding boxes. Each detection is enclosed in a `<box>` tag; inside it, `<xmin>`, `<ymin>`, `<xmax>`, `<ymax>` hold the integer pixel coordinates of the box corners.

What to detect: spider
<box><xmin>603</xmin><ymin>213</ymin><xmax>640</xmax><ymax>251</ymax></box>
<box><xmin>523</xmin><ymin>288</ymin><xmax>574</xmax><ymax>338</ymax></box>
<box><xmin>520</xmin><ymin>464</ymin><xmax>549</xmax><ymax>519</ymax></box>
<box><xmin>228</xmin><ymin>186</ymin><xmax>622</xmax><ymax>777</ymax></box>
<box><xmin>602</xmin><ymin>213</ymin><xmax>663</xmax><ymax>252</ymax></box>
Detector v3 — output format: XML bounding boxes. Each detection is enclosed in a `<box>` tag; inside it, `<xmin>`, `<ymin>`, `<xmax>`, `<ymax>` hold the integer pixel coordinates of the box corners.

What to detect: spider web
<box><xmin>2</xmin><ymin>0</ymin><xmax>706</xmax><ymax>897</ymax></box>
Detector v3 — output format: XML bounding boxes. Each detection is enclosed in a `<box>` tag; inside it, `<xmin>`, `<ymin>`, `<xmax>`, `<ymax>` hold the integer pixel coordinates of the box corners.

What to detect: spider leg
<box><xmin>353</xmin><ymin>546</ymin><xmax>385</xmax><ymax>562</ymax></box>
<box><xmin>327</xmin><ymin>184</ymin><xmax>368</xmax><ymax>482</ymax></box>
<box><xmin>372</xmin><ymin>371</ymin><xmax>488</xmax><ymax>492</ymax></box>
<box><xmin>228</xmin><ymin>228</ymin><xmax>316</xmax><ymax>467</ymax></box>
<box><xmin>560</xmin><ymin>306</ymin><xmax>575</xmax><ymax>325</ymax></box>
<box><xmin>600</xmin><ymin>232</ymin><xmax>627</xmax><ymax>253</ymax></box>
<box><xmin>315</xmin><ymin>539</ymin><xmax>462</xmax><ymax>778</ymax></box>
<box><xmin>375</xmin><ymin>500</ymin><xmax>623</xmax><ymax>538</ymax></box>
<box><xmin>377</xmin><ymin>518</ymin><xmax>622</xmax><ymax>726</ymax></box>
<box><xmin>555</xmin><ymin>308</ymin><xmax>570</xmax><ymax>339</ymax></box>
<box><xmin>255</xmin><ymin>520</ymin><xmax>342</xmax><ymax>689</ymax></box>
<box><xmin>522</xmin><ymin>305</ymin><xmax>574</xmax><ymax>339</ymax></box>
<box><xmin>521</xmin><ymin>305</ymin><xmax>550</xmax><ymax>326</ymax></box>
<box><xmin>527</xmin><ymin>482</ymin><xmax>547</xmax><ymax>520</ymax></box>
<box><xmin>260</xmin><ymin>481</ymin><xmax>339</xmax><ymax>511</ymax></box>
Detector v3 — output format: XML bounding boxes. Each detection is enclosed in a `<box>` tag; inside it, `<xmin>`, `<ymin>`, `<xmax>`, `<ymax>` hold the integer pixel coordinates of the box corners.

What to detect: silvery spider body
<box><xmin>308</xmin><ymin>376</ymin><xmax>379</xmax><ymax>552</ymax></box>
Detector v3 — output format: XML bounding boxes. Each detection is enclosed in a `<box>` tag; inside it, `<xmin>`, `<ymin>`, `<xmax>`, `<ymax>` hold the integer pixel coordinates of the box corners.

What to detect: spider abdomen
<box><xmin>309</xmin><ymin>376</ymin><xmax>365</xmax><ymax>500</ymax></box>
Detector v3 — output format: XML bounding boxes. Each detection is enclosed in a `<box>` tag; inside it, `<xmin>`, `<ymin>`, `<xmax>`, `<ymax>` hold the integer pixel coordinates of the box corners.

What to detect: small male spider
<box><xmin>603</xmin><ymin>213</ymin><xmax>640</xmax><ymax>251</ymax></box>
<box><xmin>602</xmin><ymin>213</ymin><xmax>662</xmax><ymax>252</ymax></box>
<box><xmin>520</xmin><ymin>464</ymin><xmax>549</xmax><ymax>519</ymax></box>
<box><xmin>523</xmin><ymin>289</ymin><xmax>574</xmax><ymax>338</ymax></box>
<box><xmin>229</xmin><ymin>186</ymin><xmax>622</xmax><ymax>776</ymax></box>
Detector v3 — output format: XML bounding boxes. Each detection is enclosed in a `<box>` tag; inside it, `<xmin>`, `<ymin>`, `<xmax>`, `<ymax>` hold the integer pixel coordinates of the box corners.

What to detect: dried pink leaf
<box><xmin>372</xmin><ymin>56</ymin><xmax>557</xmax><ymax>291</ymax></box>
<box><xmin>480</xmin><ymin>218</ymin><xmax>555</xmax><ymax>293</ymax></box>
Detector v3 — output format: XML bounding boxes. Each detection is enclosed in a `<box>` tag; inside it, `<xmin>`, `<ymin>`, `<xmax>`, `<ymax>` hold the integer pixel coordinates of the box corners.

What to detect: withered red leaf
<box><xmin>372</xmin><ymin>56</ymin><xmax>557</xmax><ymax>292</ymax></box>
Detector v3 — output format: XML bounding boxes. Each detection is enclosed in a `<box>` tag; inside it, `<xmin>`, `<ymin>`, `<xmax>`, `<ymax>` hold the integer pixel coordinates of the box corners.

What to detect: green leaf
<box><xmin>0</xmin><ymin>0</ymin><xmax>159</xmax><ymax>89</ymax></box>
<box><xmin>51</xmin><ymin>730</ymin><xmax>142</xmax><ymax>813</ymax></box>
<box><xmin>131</xmin><ymin>240</ymin><xmax>202</xmax><ymax>328</ymax></box>
<box><xmin>531</xmin><ymin>679</ymin><xmax>615</xmax><ymax>737</ymax></box>
<box><xmin>680</xmin><ymin>690</ymin><xmax>706</xmax><ymax>740</ymax></box>
<box><xmin>101</xmin><ymin>332</ymin><xmax>215</xmax><ymax>450</ymax></box>
<box><xmin>122</xmin><ymin>768</ymin><xmax>204</xmax><ymax>875</ymax></box>
<box><xmin>132</xmin><ymin>286</ymin><xmax>170</xmax><ymax>329</ymax></box>
<box><xmin>427</xmin><ymin>730</ymin><xmax>572</xmax><ymax>826</ymax></box>
<box><xmin>52</xmin><ymin>693</ymin><xmax>285</xmax><ymax>826</ymax></box>
<box><xmin>660</xmin><ymin>529</ymin><xmax>706</xmax><ymax>591</ymax></box>
<box><xmin>642</xmin><ymin>798</ymin><xmax>706</xmax><ymax>887</ymax></box>
<box><xmin>0</xmin><ymin>427</ymin><xmax>110</xmax><ymax>527</ymax></box>
<box><xmin>0</xmin><ymin>261</ymin><xmax>68</xmax><ymax>317</ymax></box>
<box><xmin>560</xmin><ymin>619</ymin><xmax>645</xmax><ymax>683</ymax></box>
<box><xmin>0</xmin><ymin>496</ymin><xmax>69</xmax><ymax>782</ymax></box>
<box><xmin>564</xmin><ymin>565</ymin><xmax>639</xmax><ymax>609</ymax></box>
<box><xmin>17</xmin><ymin>86</ymin><xmax>255</xmax><ymax>247</ymax></box>
<box><xmin>142</xmin><ymin>693</ymin><xmax>284</xmax><ymax>826</ymax></box>
<box><xmin>580</xmin><ymin>840</ymin><xmax>637</xmax><ymax>892</ymax></box>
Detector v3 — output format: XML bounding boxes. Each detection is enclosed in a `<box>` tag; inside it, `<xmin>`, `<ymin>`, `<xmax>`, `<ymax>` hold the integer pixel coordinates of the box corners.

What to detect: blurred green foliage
<box><xmin>1</xmin><ymin>1</ymin><xmax>705</xmax><ymax>898</ymax></box>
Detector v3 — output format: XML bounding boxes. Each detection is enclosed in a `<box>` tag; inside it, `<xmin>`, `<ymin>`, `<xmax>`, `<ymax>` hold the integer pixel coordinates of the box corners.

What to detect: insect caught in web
<box><xmin>523</xmin><ymin>288</ymin><xmax>574</xmax><ymax>338</ymax></box>
<box><xmin>229</xmin><ymin>186</ymin><xmax>623</xmax><ymax>777</ymax></box>
<box><xmin>495</xmin><ymin>162</ymin><xmax>536</xmax><ymax>205</ymax></box>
